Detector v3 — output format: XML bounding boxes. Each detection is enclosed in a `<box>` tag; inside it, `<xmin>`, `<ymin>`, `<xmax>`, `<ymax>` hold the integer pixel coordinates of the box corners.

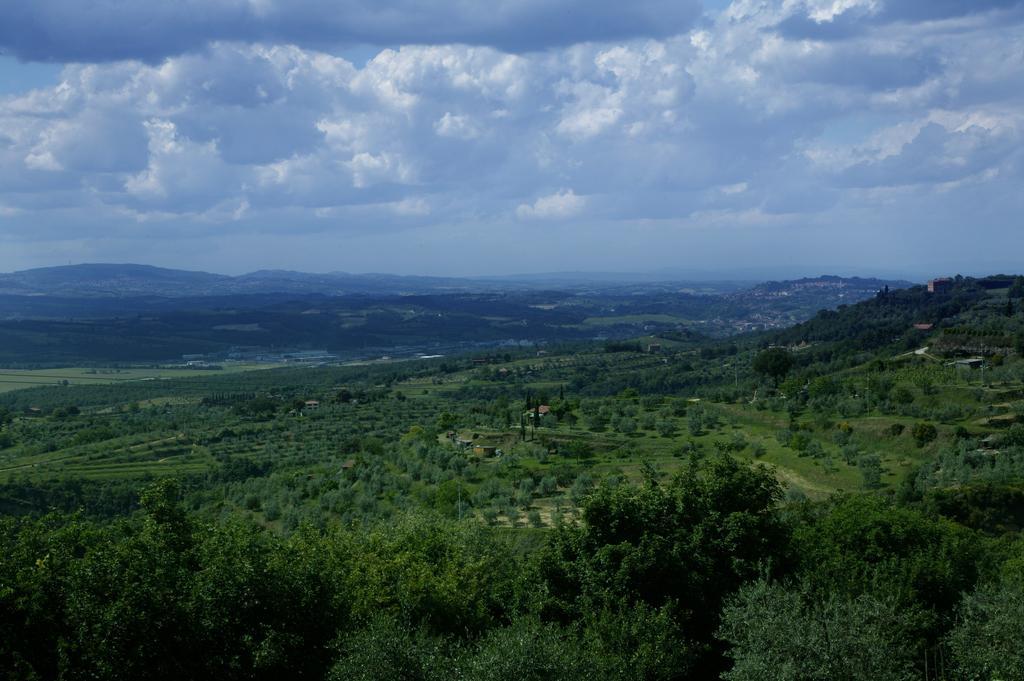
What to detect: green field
<box><xmin>0</xmin><ymin>363</ymin><xmax>284</xmax><ymax>393</ymax></box>
<box><xmin>580</xmin><ymin>313</ymin><xmax>688</xmax><ymax>327</ymax></box>
<box><xmin>0</xmin><ymin>276</ymin><xmax>1022</xmax><ymax>511</ymax></box>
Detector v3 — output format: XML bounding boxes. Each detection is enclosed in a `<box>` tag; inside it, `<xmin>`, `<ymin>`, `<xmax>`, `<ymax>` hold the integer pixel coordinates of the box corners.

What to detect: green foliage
<box><xmin>687</xmin><ymin>409</ymin><xmax>703</xmax><ymax>436</ymax></box>
<box><xmin>719</xmin><ymin>579</ymin><xmax>921</xmax><ymax>681</ymax></box>
<box><xmin>3</xmin><ymin>275</ymin><xmax>1024</xmax><ymax>677</ymax></box>
<box><xmin>460</xmin><ymin>616</ymin><xmax>610</xmax><ymax>681</ymax></box>
<box><xmin>69</xmin><ymin>489</ymin><xmax>338</xmax><ymax>680</ymax></box>
<box><xmin>0</xmin><ymin>502</ymin><xmax>526</xmax><ymax>680</ymax></box>
<box><xmin>912</xmin><ymin>422</ymin><xmax>939</xmax><ymax>448</ymax></box>
<box><xmin>753</xmin><ymin>348</ymin><xmax>795</xmax><ymax>387</ymax></box>
<box><xmin>533</xmin><ymin>455</ymin><xmax>788</xmax><ymax>677</ymax></box>
<box><xmin>435</xmin><ymin>411</ymin><xmax>458</xmax><ymax>431</ymax></box>
<box><xmin>857</xmin><ymin>455</ymin><xmax>883</xmax><ymax>490</ymax></box>
<box><xmin>655</xmin><ymin>418</ymin><xmax>677</xmax><ymax>437</ymax></box>
<box><xmin>614</xmin><ymin>417</ymin><xmax>637</xmax><ymax>435</ymax></box>
<box><xmin>328</xmin><ymin>615</ymin><xmax>451</xmax><ymax>681</ymax></box>
<box><xmin>891</xmin><ymin>385</ymin><xmax>915</xmax><ymax>405</ymax></box>
<box><xmin>1010</xmin><ymin>276</ymin><xmax>1024</xmax><ymax>299</ymax></box>
<box><xmin>233</xmin><ymin>396</ymin><xmax>281</xmax><ymax>419</ymax></box>
<box><xmin>947</xmin><ymin>580</ymin><xmax>1024</xmax><ymax>681</ymax></box>
<box><xmin>340</xmin><ymin>514</ymin><xmax>519</xmax><ymax>636</ymax></box>
<box><xmin>924</xmin><ymin>483</ymin><xmax>1024</xmax><ymax>535</ymax></box>
<box><xmin>792</xmin><ymin>495</ymin><xmax>984</xmax><ymax>641</ymax></box>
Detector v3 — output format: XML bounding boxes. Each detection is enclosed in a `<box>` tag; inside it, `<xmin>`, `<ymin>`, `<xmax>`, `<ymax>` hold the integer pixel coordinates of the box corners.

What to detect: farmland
<box><xmin>2</xmin><ymin>280</ymin><xmax>1022</xmax><ymax>510</ymax></box>
<box><xmin>2</xmin><ymin>274</ymin><xmax>1024</xmax><ymax>679</ymax></box>
<box><xmin>0</xmin><ymin>363</ymin><xmax>282</xmax><ymax>393</ymax></box>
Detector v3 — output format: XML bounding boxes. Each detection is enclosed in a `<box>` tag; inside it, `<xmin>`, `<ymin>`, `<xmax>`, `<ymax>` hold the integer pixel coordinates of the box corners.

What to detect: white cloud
<box><xmin>556</xmin><ymin>81</ymin><xmax>624</xmax><ymax>139</ymax></box>
<box><xmin>516</xmin><ymin>189</ymin><xmax>586</xmax><ymax>219</ymax></box>
<box><xmin>804</xmin><ymin>0</ymin><xmax>879</xmax><ymax>23</ymax></box>
<box><xmin>0</xmin><ymin>2</ymin><xmax>1023</xmax><ymax>273</ymax></box>
<box><xmin>434</xmin><ymin>112</ymin><xmax>481</xmax><ymax>139</ymax></box>
<box><xmin>391</xmin><ymin>197</ymin><xmax>431</xmax><ymax>216</ymax></box>
<box><xmin>124</xmin><ymin>119</ymin><xmax>240</xmax><ymax>210</ymax></box>
<box><xmin>24</xmin><ymin>150</ymin><xmax>62</xmax><ymax>172</ymax></box>
<box><xmin>720</xmin><ymin>182</ymin><xmax>748</xmax><ymax>195</ymax></box>
<box><xmin>348</xmin><ymin>151</ymin><xmax>415</xmax><ymax>189</ymax></box>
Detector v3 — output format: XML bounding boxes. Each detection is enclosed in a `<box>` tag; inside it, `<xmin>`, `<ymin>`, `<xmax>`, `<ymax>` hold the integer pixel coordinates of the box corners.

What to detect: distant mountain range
<box><xmin>0</xmin><ymin>264</ymin><xmax>921</xmax><ymax>365</ymax></box>
<box><xmin>0</xmin><ymin>264</ymin><xmax>508</xmax><ymax>298</ymax></box>
<box><xmin>0</xmin><ymin>263</ymin><xmax>915</xmax><ymax>299</ymax></box>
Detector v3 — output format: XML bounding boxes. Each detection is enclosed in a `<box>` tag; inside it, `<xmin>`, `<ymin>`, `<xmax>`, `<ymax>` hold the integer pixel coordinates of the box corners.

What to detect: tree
<box><xmin>62</xmin><ymin>479</ymin><xmax>198</xmax><ymax>680</ymax></box>
<box><xmin>891</xmin><ymin>386</ymin><xmax>915</xmax><ymax>405</ymax></box>
<box><xmin>752</xmin><ymin>348</ymin><xmax>795</xmax><ymax>388</ymax></box>
<box><xmin>563</xmin><ymin>439</ymin><xmax>594</xmax><ymax>462</ymax></box>
<box><xmin>687</xmin><ymin>410</ymin><xmax>704</xmax><ymax>437</ymax></box>
<box><xmin>458</xmin><ymin>616</ymin><xmax>614</xmax><ymax>681</ymax></box>
<box><xmin>857</xmin><ymin>454</ymin><xmax>883</xmax><ymax>490</ymax></box>
<box><xmin>792</xmin><ymin>495</ymin><xmax>982</xmax><ymax>644</ymax></box>
<box><xmin>719</xmin><ymin>579</ymin><xmax>920</xmax><ymax>681</ymax></box>
<box><xmin>342</xmin><ymin>513</ymin><xmax>519</xmax><ymax>637</ymax></box>
<box><xmin>616</xmin><ymin>417</ymin><xmax>637</xmax><ymax>436</ymax></box>
<box><xmin>328</xmin><ymin>615</ymin><xmax>447</xmax><ymax>681</ymax></box>
<box><xmin>534</xmin><ymin>455</ymin><xmax>789</xmax><ymax>677</ymax></box>
<box><xmin>1009</xmin><ymin>276</ymin><xmax>1024</xmax><ymax>299</ymax></box>
<box><xmin>911</xmin><ymin>422</ymin><xmax>938</xmax><ymax>448</ymax></box>
<box><xmin>569</xmin><ymin>473</ymin><xmax>595</xmax><ymax>505</ymax></box>
<box><xmin>436</xmin><ymin>411</ymin><xmax>458</xmax><ymax>431</ymax></box>
<box><xmin>947</xmin><ymin>581</ymin><xmax>1024</xmax><ymax>680</ymax></box>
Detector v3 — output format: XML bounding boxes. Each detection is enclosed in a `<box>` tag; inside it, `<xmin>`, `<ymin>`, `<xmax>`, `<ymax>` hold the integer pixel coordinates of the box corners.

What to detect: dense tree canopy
<box><xmin>752</xmin><ymin>348</ymin><xmax>795</xmax><ymax>387</ymax></box>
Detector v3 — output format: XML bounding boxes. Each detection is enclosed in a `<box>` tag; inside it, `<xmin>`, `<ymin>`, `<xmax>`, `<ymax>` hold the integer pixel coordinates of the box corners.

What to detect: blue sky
<box><xmin>1</xmin><ymin>0</ymin><xmax>1023</xmax><ymax>278</ymax></box>
<box><xmin>0</xmin><ymin>58</ymin><xmax>61</xmax><ymax>95</ymax></box>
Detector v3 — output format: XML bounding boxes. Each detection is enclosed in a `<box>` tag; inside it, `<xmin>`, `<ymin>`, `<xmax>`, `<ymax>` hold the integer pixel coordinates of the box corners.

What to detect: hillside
<box><xmin>0</xmin><ymin>264</ymin><xmax>501</xmax><ymax>298</ymax></box>
<box><xmin>0</xmin><ymin>263</ymin><xmax>231</xmax><ymax>297</ymax></box>
<box><xmin>0</xmin><ymin>264</ymin><xmax>913</xmax><ymax>365</ymax></box>
<box><xmin>1</xmin><ymin>273</ymin><xmax>1023</xmax><ymax>679</ymax></box>
<box><xmin>0</xmin><ymin>263</ymin><xmax>911</xmax><ymax>300</ymax></box>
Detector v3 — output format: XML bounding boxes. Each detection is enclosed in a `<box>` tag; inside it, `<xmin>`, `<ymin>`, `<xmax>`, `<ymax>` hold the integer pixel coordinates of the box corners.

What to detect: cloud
<box><xmin>0</xmin><ymin>2</ymin><xmax>1023</xmax><ymax>275</ymax></box>
<box><xmin>122</xmin><ymin>119</ymin><xmax>240</xmax><ymax>210</ymax></box>
<box><xmin>391</xmin><ymin>197</ymin><xmax>431</xmax><ymax>216</ymax></box>
<box><xmin>434</xmin><ymin>112</ymin><xmax>482</xmax><ymax>140</ymax></box>
<box><xmin>26</xmin><ymin>107</ymin><xmax>149</xmax><ymax>173</ymax></box>
<box><xmin>835</xmin><ymin>121</ymin><xmax>1020</xmax><ymax>188</ymax></box>
<box><xmin>517</xmin><ymin>189</ymin><xmax>586</xmax><ymax>219</ymax></box>
<box><xmin>0</xmin><ymin>0</ymin><xmax>702</xmax><ymax>63</ymax></box>
<box><xmin>774</xmin><ymin>0</ymin><xmax>1024</xmax><ymax>41</ymax></box>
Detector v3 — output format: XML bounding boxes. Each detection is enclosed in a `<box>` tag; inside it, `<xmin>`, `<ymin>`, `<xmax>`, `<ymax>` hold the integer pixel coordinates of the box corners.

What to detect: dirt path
<box><xmin>755</xmin><ymin>461</ymin><xmax>836</xmax><ymax>499</ymax></box>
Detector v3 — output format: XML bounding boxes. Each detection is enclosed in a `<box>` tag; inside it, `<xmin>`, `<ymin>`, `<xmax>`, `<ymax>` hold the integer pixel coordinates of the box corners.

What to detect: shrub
<box><xmin>912</xmin><ymin>422</ymin><xmax>938</xmax><ymax>448</ymax></box>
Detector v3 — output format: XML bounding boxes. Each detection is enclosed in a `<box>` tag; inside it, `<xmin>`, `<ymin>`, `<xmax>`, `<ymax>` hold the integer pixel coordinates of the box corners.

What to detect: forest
<box><xmin>2</xmin><ymin>275</ymin><xmax>1024</xmax><ymax>680</ymax></box>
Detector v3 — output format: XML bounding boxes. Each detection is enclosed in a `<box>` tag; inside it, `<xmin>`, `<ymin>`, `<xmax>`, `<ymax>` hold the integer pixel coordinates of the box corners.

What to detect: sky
<box><xmin>0</xmin><ymin>0</ymin><xmax>1023</xmax><ymax>279</ymax></box>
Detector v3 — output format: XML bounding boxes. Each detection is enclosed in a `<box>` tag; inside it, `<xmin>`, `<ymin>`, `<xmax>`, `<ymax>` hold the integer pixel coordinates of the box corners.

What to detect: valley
<box><xmin>3</xmin><ymin>271</ymin><xmax>1023</xmax><ymax>679</ymax></box>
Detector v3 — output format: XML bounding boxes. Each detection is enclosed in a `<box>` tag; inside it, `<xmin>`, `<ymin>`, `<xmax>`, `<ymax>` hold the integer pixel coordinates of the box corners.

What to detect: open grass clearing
<box><xmin>0</xmin><ymin>363</ymin><xmax>285</xmax><ymax>393</ymax></box>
